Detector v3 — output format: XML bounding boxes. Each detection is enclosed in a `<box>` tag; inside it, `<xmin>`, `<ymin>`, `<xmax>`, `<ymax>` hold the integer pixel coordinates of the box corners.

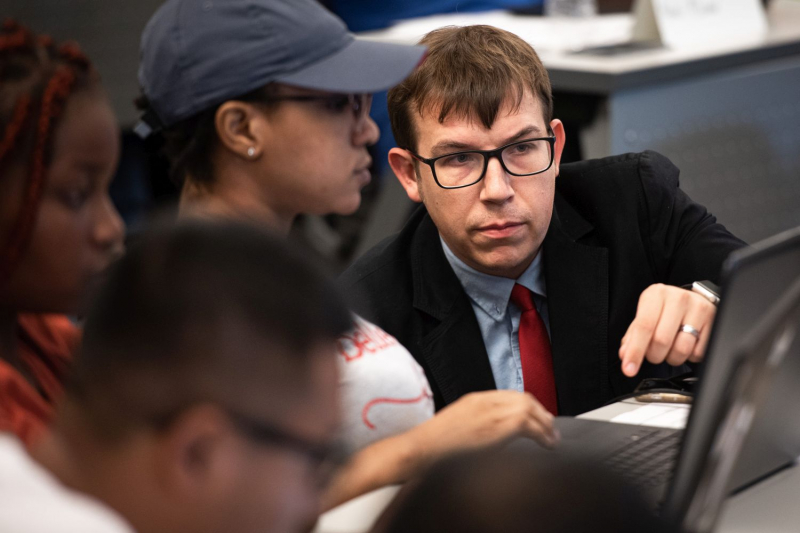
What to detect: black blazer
<box><xmin>340</xmin><ymin>151</ymin><xmax>746</xmax><ymax>415</ymax></box>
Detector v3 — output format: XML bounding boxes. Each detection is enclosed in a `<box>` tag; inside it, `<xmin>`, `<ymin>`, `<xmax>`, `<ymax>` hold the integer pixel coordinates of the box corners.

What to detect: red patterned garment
<box><xmin>0</xmin><ymin>314</ymin><xmax>76</xmax><ymax>447</ymax></box>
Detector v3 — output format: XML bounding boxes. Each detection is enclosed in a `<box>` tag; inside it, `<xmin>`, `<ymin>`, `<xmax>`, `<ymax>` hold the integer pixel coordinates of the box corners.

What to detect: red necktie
<box><xmin>510</xmin><ymin>284</ymin><xmax>558</xmax><ymax>415</ymax></box>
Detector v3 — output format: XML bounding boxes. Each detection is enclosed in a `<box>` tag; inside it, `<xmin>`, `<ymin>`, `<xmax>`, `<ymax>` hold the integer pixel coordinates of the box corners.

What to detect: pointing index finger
<box><xmin>620</xmin><ymin>286</ymin><xmax>666</xmax><ymax>377</ymax></box>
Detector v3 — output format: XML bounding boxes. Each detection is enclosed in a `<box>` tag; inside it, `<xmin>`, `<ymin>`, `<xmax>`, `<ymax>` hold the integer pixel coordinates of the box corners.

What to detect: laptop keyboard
<box><xmin>602</xmin><ymin>427</ymin><xmax>683</xmax><ymax>488</ymax></box>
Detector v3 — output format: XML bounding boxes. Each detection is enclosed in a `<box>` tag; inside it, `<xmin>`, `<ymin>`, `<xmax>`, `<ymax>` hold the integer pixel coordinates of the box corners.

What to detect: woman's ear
<box><xmin>215</xmin><ymin>101</ymin><xmax>264</xmax><ymax>161</ymax></box>
<box><xmin>388</xmin><ymin>147</ymin><xmax>422</xmax><ymax>203</ymax></box>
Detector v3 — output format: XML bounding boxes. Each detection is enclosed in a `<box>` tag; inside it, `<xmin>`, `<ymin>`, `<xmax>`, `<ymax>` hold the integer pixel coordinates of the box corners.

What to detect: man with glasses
<box><xmin>35</xmin><ymin>221</ymin><xmax>353</xmax><ymax>533</ymax></box>
<box><xmin>342</xmin><ymin>25</ymin><xmax>746</xmax><ymax>416</ymax></box>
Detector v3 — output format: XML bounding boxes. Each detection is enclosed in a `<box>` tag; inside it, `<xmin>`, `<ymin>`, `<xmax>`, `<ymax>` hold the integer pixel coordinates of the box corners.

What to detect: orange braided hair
<box><xmin>0</xmin><ymin>20</ymin><xmax>93</xmax><ymax>282</ymax></box>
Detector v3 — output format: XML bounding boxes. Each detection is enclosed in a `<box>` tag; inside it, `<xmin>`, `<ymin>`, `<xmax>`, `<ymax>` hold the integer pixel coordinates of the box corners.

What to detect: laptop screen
<box><xmin>666</xmin><ymin>226</ymin><xmax>800</xmax><ymax>520</ymax></box>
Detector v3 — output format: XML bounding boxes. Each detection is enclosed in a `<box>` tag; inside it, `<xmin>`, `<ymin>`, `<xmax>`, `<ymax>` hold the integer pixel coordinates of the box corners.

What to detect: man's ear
<box><xmin>215</xmin><ymin>101</ymin><xmax>265</xmax><ymax>160</ymax></box>
<box><xmin>155</xmin><ymin>404</ymin><xmax>239</xmax><ymax>501</ymax></box>
<box><xmin>388</xmin><ymin>147</ymin><xmax>422</xmax><ymax>203</ymax></box>
<box><xmin>550</xmin><ymin>118</ymin><xmax>566</xmax><ymax>177</ymax></box>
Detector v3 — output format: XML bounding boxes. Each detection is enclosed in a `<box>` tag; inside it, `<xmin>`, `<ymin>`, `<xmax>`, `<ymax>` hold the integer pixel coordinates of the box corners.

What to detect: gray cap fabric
<box><xmin>138</xmin><ymin>0</ymin><xmax>426</xmax><ymax>130</ymax></box>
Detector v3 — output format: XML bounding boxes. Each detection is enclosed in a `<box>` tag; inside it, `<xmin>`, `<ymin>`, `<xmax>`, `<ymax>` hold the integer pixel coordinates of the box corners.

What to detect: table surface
<box><xmin>316</xmin><ymin>400</ymin><xmax>800</xmax><ymax>533</ymax></box>
<box><xmin>359</xmin><ymin>0</ymin><xmax>800</xmax><ymax>93</ymax></box>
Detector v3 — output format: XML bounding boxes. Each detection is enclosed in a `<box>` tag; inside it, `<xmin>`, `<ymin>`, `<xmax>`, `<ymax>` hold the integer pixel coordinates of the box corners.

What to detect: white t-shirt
<box><xmin>337</xmin><ymin>317</ymin><xmax>434</xmax><ymax>452</ymax></box>
<box><xmin>0</xmin><ymin>434</ymin><xmax>134</xmax><ymax>533</ymax></box>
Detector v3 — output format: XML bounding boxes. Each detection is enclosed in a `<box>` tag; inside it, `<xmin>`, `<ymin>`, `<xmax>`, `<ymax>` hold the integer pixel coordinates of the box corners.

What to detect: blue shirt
<box><xmin>441</xmin><ymin>238</ymin><xmax>550</xmax><ymax>392</ymax></box>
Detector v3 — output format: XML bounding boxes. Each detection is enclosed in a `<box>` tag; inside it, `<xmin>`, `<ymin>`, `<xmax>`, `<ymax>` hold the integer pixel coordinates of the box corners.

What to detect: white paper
<box><xmin>314</xmin><ymin>485</ymin><xmax>401</xmax><ymax>533</ymax></box>
<box><xmin>611</xmin><ymin>403</ymin><xmax>690</xmax><ymax>429</ymax></box>
<box><xmin>633</xmin><ymin>0</ymin><xmax>768</xmax><ymax>48</ymax></box>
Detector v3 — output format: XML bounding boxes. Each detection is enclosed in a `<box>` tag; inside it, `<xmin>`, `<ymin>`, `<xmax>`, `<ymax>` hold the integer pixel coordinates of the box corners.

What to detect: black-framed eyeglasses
<box><xmin>149</xmin><ymin>405</ymin><xmax>348</xmax><ymax>487</ymax></box>
<box><xmin>408</xmin><ymin>135</ymin><xmax>556</xmax><ymax>189</ymax></box>
<box><xmin>225</xmin><ymin>409</ymin><xmax>349</xmax><ymax>487</ymax></box>
<box><xmin>261</xmin><ymin>93</ymin><xmax>372</xmax><ymax>125</ymax></box>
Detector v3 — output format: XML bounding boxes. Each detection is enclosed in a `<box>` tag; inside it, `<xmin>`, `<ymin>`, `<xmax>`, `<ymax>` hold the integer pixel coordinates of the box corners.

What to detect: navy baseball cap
<box><xmin>136</xmin><ymin>0</ymin><xmax>426</xmax><ymax>137</ymax></box>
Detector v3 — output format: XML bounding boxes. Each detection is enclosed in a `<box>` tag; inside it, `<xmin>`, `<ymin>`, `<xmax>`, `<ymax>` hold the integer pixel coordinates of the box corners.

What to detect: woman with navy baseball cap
<box><xmin>136</xmin><ymin>0</ymin><xmax>557</xmax><ymax>513</ymax></box>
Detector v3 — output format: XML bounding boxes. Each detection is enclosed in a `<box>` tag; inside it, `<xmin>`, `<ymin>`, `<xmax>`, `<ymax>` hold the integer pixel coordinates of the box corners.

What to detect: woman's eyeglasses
<box><xmin>262</xmin><ymin>93</ymin><xmax>372</xmax><ymax>125</ymax></box>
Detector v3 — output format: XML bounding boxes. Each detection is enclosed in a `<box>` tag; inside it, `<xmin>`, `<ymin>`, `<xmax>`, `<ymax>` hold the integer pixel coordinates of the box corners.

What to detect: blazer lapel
<box><xmin>410</xmin><ymin>214</ymin><xmax>497</xmax><ymax>407</ymax></box>
<box><xmin>544</xmin><ymin>194</ymin><xmax>610</xmax><ymax>415</ymax></box>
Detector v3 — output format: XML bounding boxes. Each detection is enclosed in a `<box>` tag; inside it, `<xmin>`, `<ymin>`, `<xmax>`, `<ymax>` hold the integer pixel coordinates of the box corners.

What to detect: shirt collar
<box><xmin>440</xmin><ymin>236</ymin><xmax>546</xmax><ymax>321</ymax></box>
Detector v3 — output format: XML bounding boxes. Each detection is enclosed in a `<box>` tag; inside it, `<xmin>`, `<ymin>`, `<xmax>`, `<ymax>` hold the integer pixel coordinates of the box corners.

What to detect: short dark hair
<box><xmin>388</xmin><ymin>25</ymin><xmax>553</xmax><ymax>153</ymax></box>
<box><xmin>136</xmin><ymin>84</ymin><xmax>278</xmax><ymax>187</ymax></box>
<box><xmin>70</xmin><ymin>220</ymin><xmax>352</xmax><ymax>436</ymax></box>
<box><xmin>374</xmin><ymin>446</ymin><xmax>674</xmax><ymax>533</ymax></box>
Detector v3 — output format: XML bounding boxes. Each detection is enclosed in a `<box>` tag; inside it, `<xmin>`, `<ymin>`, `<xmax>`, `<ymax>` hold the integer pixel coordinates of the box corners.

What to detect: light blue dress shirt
<box><xmin>441</xmin><ymin>238</ymin><xmax>551</xmax><ymax>392</ymax></box>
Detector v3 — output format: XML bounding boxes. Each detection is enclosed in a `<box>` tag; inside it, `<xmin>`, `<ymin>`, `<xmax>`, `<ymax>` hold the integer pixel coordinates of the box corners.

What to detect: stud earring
<box><xmin>247</xmin><ymin>147</ymin><xmax>256</xmax><ymax>158</ymax></box>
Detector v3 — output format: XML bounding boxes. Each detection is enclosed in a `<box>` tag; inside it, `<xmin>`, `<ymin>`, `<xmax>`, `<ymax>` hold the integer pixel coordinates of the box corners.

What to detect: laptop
<box><xmin>524</xmin><ymin>226</ymin><xmax>800</xmax><ymax>528</ymax></box>
<box><xmin>679</xmin><ymin>271</ymin><xmax>800</xmax><ymax>532</ymax></box>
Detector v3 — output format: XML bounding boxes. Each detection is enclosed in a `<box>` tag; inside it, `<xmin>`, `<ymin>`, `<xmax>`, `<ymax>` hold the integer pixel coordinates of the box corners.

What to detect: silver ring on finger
<box><xmin>678</xmin><ymin>324</ymin><xmax>700</xmax><ymax>340</ymax></box>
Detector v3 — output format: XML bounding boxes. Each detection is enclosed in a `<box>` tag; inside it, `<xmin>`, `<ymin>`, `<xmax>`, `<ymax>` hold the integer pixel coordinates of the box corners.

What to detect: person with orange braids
<box><xmin>0</xmin><ymin>20</ymin><xmax>125</xmax><ymax>448</ymax></box>
<box><xmin>0</xmin><ymin>20</ymin><xmax>132</xmax><ymax>532</ymax></box>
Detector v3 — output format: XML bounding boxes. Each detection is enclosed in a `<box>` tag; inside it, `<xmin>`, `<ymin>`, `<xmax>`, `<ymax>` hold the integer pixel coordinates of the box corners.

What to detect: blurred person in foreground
<box><xmin>33</xmin><ymin>220</ymin><xmax>352</xmax><ymax>533</ymax></box>
<box><xmin>136</xmin><ymin>0</ymin><xmax>559</xmax><ymax>512</ymax></box>
<box><xmin>372</xmin><ymin>445</ymin><xmax>676</xmax><ymax>533</ymax></box>
<box><xmin>372</xmin><ymin>446</ymin><xmax>673</xmax><ymax>533</ymax></box>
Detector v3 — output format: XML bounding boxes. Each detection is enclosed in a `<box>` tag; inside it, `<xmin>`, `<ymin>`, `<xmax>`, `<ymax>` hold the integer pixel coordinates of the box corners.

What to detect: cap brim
<box><xmin>275</xmin><ymin>38</ymin><xmax>426</xmax><ymax>94</ymax></box>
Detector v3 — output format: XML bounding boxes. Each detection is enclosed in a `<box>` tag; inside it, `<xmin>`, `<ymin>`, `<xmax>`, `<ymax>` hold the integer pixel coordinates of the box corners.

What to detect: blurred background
<box><xmin>3</xmin><ymin>0</ymin><xmax>798</xmax><ymax>271</ymax></box>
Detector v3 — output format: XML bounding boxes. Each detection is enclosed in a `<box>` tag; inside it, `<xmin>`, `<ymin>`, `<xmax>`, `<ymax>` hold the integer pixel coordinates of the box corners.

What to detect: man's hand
<box><xmin>619</xmin><ymin>283</ymin><xmax>717</xmax><ymax>377</ymax></box>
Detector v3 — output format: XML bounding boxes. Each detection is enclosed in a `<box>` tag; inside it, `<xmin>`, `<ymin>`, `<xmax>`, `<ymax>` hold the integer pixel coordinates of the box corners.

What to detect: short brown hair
<box><xmin>388</xmin><ymin>25</ymin><xmax>553</xmax><ymax>152</ymax></box>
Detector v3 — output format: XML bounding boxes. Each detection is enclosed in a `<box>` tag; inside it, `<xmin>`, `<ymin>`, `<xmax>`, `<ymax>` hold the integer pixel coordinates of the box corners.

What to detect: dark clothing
<box><xmin>340</xmin><ymin>151</ymin><xmax>746</xmax><ymax>415</ymax></box>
